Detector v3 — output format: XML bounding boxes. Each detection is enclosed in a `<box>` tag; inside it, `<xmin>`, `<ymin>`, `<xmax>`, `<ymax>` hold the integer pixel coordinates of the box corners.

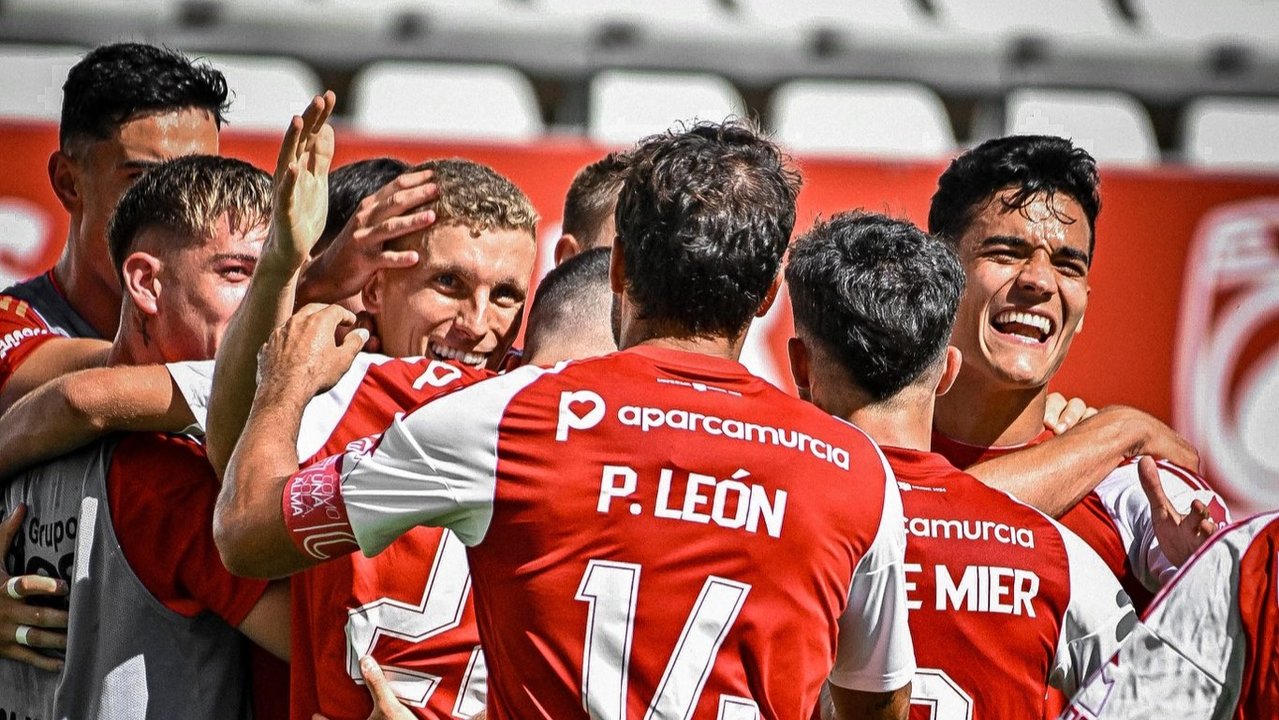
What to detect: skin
<box><xmin>935</xmin><ymin>188</ymin><xmax>1091</xmax><ymax>448</ymax></box>
<box><xmin>49</xmin><ymin>108</ymin><xmax>220</xmax><ymax>339</ymax></box>
<box><xmin>363</xmin><ymin>223</ymin><xmax>536</xmax><ymax>371</ymax></box>
<box><xmin>112</xmin><ymin>217</ymin><xmax>266</xmax><ymax>366</ymax></box>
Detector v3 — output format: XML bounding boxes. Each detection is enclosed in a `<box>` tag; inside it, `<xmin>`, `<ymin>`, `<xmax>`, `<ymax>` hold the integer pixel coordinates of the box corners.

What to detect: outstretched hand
<box><xmin>1138</xmin><ymin>456</ymin><xmax>1219</xmax><ymax>567</ymax></box>
<box><xmin>270</xmin><ymin>91</ymin><xmax>337</xmax><ymax>270</ymax></box>
<box><xmin>0</xmin><ymin>505</ymin><xmax>68</xmax><ymax>672</ymax></box>
<box><xmin>299</xmin><ymin>169</ymin><xmax>439</xmax><ymax>305</ymax></box>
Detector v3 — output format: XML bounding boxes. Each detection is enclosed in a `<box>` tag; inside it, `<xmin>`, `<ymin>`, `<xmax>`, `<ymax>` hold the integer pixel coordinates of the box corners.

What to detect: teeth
<box><xmin>993</xmin><ymin>310</ymin><xmax>1053</xmax><ymax>337</ymax></box>
<box><xmin>429</xmin><ymin>342</ymin><xmax>487</xmax><ymax>367</ymax></box>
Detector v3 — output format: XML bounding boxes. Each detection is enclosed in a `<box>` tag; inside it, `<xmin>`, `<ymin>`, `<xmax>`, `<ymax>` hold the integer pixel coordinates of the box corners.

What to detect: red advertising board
<box><xmin>1</xmin><ymin>121</ymin><xmax>1276</xmax><ymax>514</ymax></box>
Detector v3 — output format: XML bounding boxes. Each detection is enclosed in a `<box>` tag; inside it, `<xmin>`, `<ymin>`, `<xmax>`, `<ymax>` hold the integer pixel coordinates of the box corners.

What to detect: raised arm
<box><xmin>215</xmin><ymin>304</ymin><xmax>365</xmax><ymax>579</ymax></box>
<box><xmin>0</xmin><ymin>364</ymin><xmax>193</xmax><ymax>477</ymax></box>
<box><xmin>205</xmin><ymin>92</ymin><xmax>335</xmax><ymax>477</ymax></box>
<box><xmin>967</xmin><ymin>405</ymin><xmax>1200</xmax><ymax>518</ymax></box>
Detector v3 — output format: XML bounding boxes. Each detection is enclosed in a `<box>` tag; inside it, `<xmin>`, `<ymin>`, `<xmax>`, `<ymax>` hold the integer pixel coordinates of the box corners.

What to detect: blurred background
<box><xmin>1</xmin><ymin>0</ymin><xmax>1278</xmax><ymax>511</ymax></box>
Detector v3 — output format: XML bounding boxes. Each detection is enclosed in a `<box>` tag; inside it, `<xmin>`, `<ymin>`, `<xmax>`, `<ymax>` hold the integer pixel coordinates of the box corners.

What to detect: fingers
<box><xmin>1</xmin><ymin>644</ymin><xmax>63</xmax><ymax>672</ymax></box>
<box><xmin>1059</xmin><ymin>397</ymin><xmax>1090</xmax><ymax>431</ymax></box>
<box><xmin>1136</xmin><ymin>456</ymin><xmax>1178</xmax><ymax>521</ymax></box>
<box><xmin>1044</xmin><ymin>392</ymin><xmax>1066</xmax><ymax>431</ymax></box>
<box><xmin>0</xmin><ymin>503</ymin><xmax>26</xmax><ymax>554</ymax></box>
<box><xmin>360</xmin><ymin>655</ymin><xmax>411</xmax><ymax>719</ymax></box>
<box><xmin>1189</xmin><ymin>499</ymin><xmax>1218</xmax><ymax>537</ymax></box>
<box><xmin>358</xmin><ymin>173</ymin><xmax>440</xmax><ymax>229</ymax></box>
<box><xmin>3</xmin><ymin>574</ymin><xmax>68</xmax><ymax>601</ymax></box>
<box><xmin>275</xmin><ymin>116</ymin><xmax>304</xmax><ymax>178</ymax></box>
<box><xmin>1</xmin><ymin>621</ymin><xmax>67</xmax><ymax>650</ymax></box>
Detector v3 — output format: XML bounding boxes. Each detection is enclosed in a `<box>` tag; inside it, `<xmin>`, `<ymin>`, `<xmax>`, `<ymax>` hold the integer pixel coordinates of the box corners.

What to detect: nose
<box><xmin>452</xmin><ymin>290</ymin><xmax>491</xmax><ymax>340</ymax></box>
<box><xmin>1015</xmin><ymin>250</ymin><xmax>1056</xmax><ymax>297</ymax></box>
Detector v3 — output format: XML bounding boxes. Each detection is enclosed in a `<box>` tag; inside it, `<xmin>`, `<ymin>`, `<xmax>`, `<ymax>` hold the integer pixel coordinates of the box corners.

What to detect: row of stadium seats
<box><xmin>3</xmin><ymin>45</ymin><xmax>1278</xmax><ymax>169</ymax></box>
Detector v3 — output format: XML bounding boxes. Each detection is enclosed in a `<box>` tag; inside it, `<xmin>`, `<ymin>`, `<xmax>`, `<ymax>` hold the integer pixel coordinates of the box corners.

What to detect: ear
<box><xmin>787</xmin><ymin>336</ymin><xmax>811</xmax><ymax>395</ymax></box>
<box><xmin>755</xmin><ymin>274</ymin><xmax>783</xmax><ymax>318</ymax></box>
<box><xmin>48</xmin><ymin>150</ymin><xmax>81</xmax><ymax>214</ymax></box>
<box><xmin>935</xmin><ymin>346</ymin><xmax>963</xmax><ymax>397</ymax></box>
<box><xmin>121</xmin><ymin>252</ymin><xmax>162</xmax><ymax>316</ymax></box>
<box><xmin>362</xmin><ymin>271</ymin><xmax>385</xmax><ymax>315</ymax></box>
<box><xmin>554</xmin><ymin>234</ymin><xmax>582</xmax><ymax>266</ymax></box>
<box><xmin>608</xmin><ymin>244</ymin><xmax>626</xmax><ymax>295</ymax></box>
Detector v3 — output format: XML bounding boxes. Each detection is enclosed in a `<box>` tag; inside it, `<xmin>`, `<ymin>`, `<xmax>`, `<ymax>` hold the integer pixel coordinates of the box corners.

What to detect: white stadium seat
<box><xmin>0</xmin><ymin>44</ymin><xmax>82</xmax><ymax>123</ymax></box>
<box><xmin>1004</xmin><ymin>88</ymin><xmax>1159</xmax><ymax>165</ymax></box>
<box><xmin>202</xmin><ymin>54</ymin><xmax>322</xmax><ymax>133</ymax></box>
<box><xmin>771</xmin><ymin>80</ymin><xmax>955</xmax><ymax>159</ymax></box>
<box><xmin>350</xmin><ymin>62</ymin><xmax>543</xmax><ymax>142</ymax></box>
<box><xmin>931</xmin><ymin>0</ymin><xmax>1127</xmax><ymax>38</ymax></box>
<box><xmin>1130</xmin><ymin>0</ymin><xmax>1279</xmax><ymax>45</ymax></box>
<box><xmin>588</xmin><ymin>70</ymin><xmax>744</xmax><ymax>146</ymax></box>
<box><xmin>1183</xmin><ymin>97</ymin><xmax>1279</xmax><ymax>169</ymax></box>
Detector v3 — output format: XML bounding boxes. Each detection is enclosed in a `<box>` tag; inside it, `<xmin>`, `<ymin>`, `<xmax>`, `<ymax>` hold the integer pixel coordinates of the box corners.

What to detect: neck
<box><xmin>933</xmin><ymin>372</ymin><xmax>1047</xmax><ymax>447</ymax></box>
<box><xmin>53</xmin><ymin>235</ymin><xmax>122</xmax><ymax>338</ymax></box>
<box><xmin>619</xmin><ymin>319</ymin><xmax>746</xmax><ymax>362</ymax></box>
<box><xmin>821</xmin><ymin>385</ymin><xmax>935</xmax><ymax>452</ymax></box>
<box><xmin>105</xmin><ymin>309</ymin><xmax>162</xmax><ymax>367</ymax></box>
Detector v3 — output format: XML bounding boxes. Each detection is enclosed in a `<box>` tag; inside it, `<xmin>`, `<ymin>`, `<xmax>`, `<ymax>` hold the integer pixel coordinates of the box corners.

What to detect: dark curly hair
<box><xmin>928</xmin><ymin>135</ymin><xmax>1101</xmax><ymax>258</ymax></box>
<box><xmin>60</xmin><ymin>43</ymin><xmax>229</xmax><ymax>149</ymax></box>
<box><xmin>615</xmin><ymin>120</ymin><xmax>802</xmax><ymax>339</ymax></box>
<box><xmin>787</xmin><ymin>211</ymin><xmax>965</xmax><ymax>402</ymax></box>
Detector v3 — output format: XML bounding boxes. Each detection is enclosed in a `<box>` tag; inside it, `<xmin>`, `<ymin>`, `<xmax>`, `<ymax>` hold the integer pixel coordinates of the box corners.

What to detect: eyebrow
<box><xmin>981</xmin><ymin>235</ymin><xmax>1091</xmax><ymax>266</ymax></box>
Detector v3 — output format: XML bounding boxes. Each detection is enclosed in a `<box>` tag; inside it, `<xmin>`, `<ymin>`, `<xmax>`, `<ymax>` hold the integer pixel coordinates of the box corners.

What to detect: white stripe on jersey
<box><xmin>296</xmin><ymin>353</ymin><xmax>401</xmax><ymax>462</ymax></box>
<box><xmin>341</xmin><ymin>365</ymin><xmax>549</xmax><ymax>553</ymax></box>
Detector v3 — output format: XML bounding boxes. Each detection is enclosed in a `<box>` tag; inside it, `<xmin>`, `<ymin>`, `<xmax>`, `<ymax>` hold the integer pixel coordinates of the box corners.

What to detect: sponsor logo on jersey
<box><xmin>903</xmin><ymin>516</ymin><xmax>1035</xmax><ymax>549</ymax></box>
<box><xmin>555</xmin><ymin>391</ymin><xmax>852</xmax><ymax>470</ymax></box>
<box><xmin>0</xmin><ymin>325</ymin><xmax>55</xmax><ymax>360</ymax></box>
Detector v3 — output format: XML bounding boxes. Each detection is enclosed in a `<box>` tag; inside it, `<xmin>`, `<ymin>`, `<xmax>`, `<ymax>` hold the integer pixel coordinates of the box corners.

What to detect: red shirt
<box><xmin>107</xmin><ymin>432</ymin><xmax>269</xmax><ymax>625</ymax></box>
<box><xmin>0</xmin><ymin>288</ymin><xmax>60</xmax><ymax>392</ymax></box>
<box><xmin>885</xmin><ymin>446</ymin><xmax>1132</xmax><ymax>720</ymax></box>
<box><xmin>289</xmin><ymin>355</ymin><xmax>493</xmax><ymax>720</ymax></box>
<box><xmin>302</xmin><ymin>347</ymin><xmax>916</xmax><ymax>718</ymax></box>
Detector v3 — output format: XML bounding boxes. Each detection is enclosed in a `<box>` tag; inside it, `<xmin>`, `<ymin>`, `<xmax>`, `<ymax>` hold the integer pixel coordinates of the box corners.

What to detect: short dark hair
<box><xmin>615</xmin><ymin>120</ymin><xmax>801</xmax><ymax>339</ymax></box>
<box><xmin>524</xmin><ymin>247</ymin><xmax>613</xmax><ymax>357</ymax></box>
<box><xmin>928</xmin><ymin>135</ymin><xmax>1101</xmax><ymax>258</ymax></box>
<box><xmin>316</xmin><ymin>157</ymin><xmax>411</xmax><ymax>256</ymax></box>
<box><xmin>787</xmin><ymin>211</ymin><xmax>965</xmax><ymax>402</ymax></box>
<box><xmin>108</xmin><ymin>155</ymin><xmax>272</xmax><ymax>278</ymax></box>
<box><xmin>60</xmin><ymin>43</ymin><xmax>229</xmax><ymax>149</ymax></box>
<box><xmin>562</xmin><ymin>152</ymin><xmax>631</xmax><ymax>250</ymax></box>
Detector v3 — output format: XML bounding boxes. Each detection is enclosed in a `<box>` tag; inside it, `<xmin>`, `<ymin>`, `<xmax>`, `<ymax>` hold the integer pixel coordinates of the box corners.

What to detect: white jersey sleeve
<box><xmin>166</xmin><ymin>359</ymin><xmax>215</xmax><ymax>432</ymax></box>
<box><xmin>1061</xmin><ymin>514</ymin><xmax>1266</xmax><ymax>720</ymax></box>
<box><xmin>1094</xmin><ymin>458</ymin><xmax>1232</xmax><ymax>592</ymax></box>
<box><xmin>828</xmin><ymin>446</ymin><xmax>916</xmax><ymax>693</ymax></box>
<box><xmin>1048</xmin><ymin>521</ymin><xmax>1137</xmax><ymax>697</ymax></box>
<box><xmin>340</xmin><ymin>365</ymin><xmax>547</xmax><ymax>553</ymax></box>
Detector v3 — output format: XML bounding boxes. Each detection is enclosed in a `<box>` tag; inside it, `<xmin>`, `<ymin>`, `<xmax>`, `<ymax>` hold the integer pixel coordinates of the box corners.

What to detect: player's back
<box><xmin>291</xmin><ymin>354</ymin><xmax>492</xmax><ymax>720</ymax></box>
<box><xmin>344</xmin><ymin>346</ymin><xmax>911</xmax><ymax>718</ymax></box>
<box><xmin>885</xmin><ymin>446</ymin><xmax>1133</xmax><ymax>720</ymax></box>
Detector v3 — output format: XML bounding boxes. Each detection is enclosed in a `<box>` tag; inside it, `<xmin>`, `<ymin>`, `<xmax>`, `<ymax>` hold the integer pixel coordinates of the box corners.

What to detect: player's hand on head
<box><xmin>1043</xmin><ymin>392</ymin><xmax>1097</xmax><ymax>435</ymax></box>
<box><xmin>1138</xmin><ymin>456</ymin><xmax>1219</xmax><ymax>567</ymax></box>
<box><xmin>258</xmin><ymin>303</ymin><xmax>366</xmax><ymax>400</ymax></box>
<box><xmin>268</xmin><ymin>91</ymin><xmax>337</xmax><ymax>270</ymax></box>
<box><xmin>301</xmin><ymin>169</ymin><xmax>438</xmax><ymax>305</ymax></box>
<box><xmin>0</xmin><ymin>504</ymin><xmax>68</xmax><ymax>672</ymax></box>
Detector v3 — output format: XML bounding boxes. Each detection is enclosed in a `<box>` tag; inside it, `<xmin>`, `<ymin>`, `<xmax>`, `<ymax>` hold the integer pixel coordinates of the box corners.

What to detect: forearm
<box><xmin>0</xmin><ymin>338</ymin><xmax>110</xmax><ymax>414</ymax></box>
<box><xmin>207</xmin><ymin>253</ymin><xmax>300</xmax><ymax>478</ymax></box>
<box><xmin>968</xmin><ymin>407</ymin><xmax>1160</xmax><ymax>517</ymax></box>
<box><xmin>0</xmin><ymin>365</ymin><xmax>192</xmax><ymax>477</ymax></box>
<box><xmin>214</xmin><ymin>379</ymin><xmax>314</xmax><ymax>579</ymax></box>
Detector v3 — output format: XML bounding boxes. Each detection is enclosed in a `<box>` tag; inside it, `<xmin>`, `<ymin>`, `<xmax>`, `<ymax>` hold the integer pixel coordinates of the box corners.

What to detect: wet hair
<box><xmin>562</xmin><ymin>151</ymin><xmax>631</xmax><ymax>250</ymax></box>
<box><xmin>787</xmin><ymin>211</ymin><xmax>965</xmax><ymax>402</ymax></box>
<box><xmin>60</xmin><ymin>42</ymin><xmax>229</xmax><ymax>150</ymax></box>
<box><xmin>928</xmin><ymin>135</ymin><xmax>1101</xmax><ymax>258</ymax></box>
<box><xmin>108</xmin><ymin>155</ymin><xmax>272</xmax><ymax>278</ymax></box>
<box><xmin>615</xmin><ymin>120</ymin><xmax>801</xmax><ymax>339</ymax></box>
<box><xmin>315</xmin><ymin>157</ymin><xmax>411</xmax><ymax>256</ymax></box>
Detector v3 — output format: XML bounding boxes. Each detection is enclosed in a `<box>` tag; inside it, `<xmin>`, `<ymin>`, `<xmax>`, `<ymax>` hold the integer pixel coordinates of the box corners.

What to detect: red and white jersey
<box><xmin>932</xmin><ymin>431</ymin><xmax>1231</xmax><ymax>612</ymax></box>
<box><xmin>291</xmin><ymin>346</ymin><xmax>916</xmax><ymax>719</ymax></box>
<box><xmin>169</xmin><ymin>353</ymin><xmax>494</xmax><ymax>719</ymax></box>
<box><xmin>1062</xmin><ymin>510</ymin><xmax>1279</xmax><ymax>720</ymax></box>
<box><xmin>291</xmin><ymin>354</ymin><xmax>493</xmax><ymax>720</ymax></box>
<box><xmin>886</xmin><ymin>446</ymin><xmax>1135</xmax><ymax>720</ymax></box>
<box><xmin>0</xmin><ymin>272</ymin><xmax>100</xmax><ymax>391</ymax></box>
